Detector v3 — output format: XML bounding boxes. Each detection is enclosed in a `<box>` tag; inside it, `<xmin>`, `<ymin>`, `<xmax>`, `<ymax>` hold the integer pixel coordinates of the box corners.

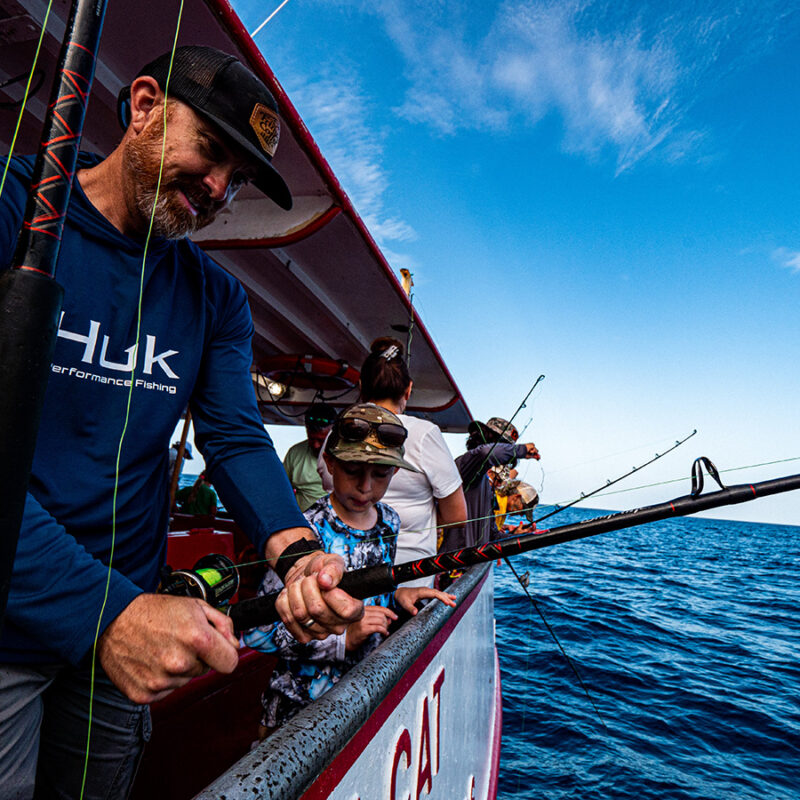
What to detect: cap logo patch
<box><xmin>249</xmin><ymin>103</ymin><xmax>280</xmax><ymax>157</ymax></box>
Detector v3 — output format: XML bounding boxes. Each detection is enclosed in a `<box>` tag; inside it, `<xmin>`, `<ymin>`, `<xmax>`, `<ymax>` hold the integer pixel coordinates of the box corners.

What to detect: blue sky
<box><xmin>227</xmin><ymin>0</ymin><xmax>800</xmax><ymax>524</ymax></box>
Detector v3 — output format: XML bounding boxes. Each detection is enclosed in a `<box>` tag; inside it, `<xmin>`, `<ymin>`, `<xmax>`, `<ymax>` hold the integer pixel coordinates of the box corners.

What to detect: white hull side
<box><xmin>195</xmin><ymin>564</ymin><xmax>501</xmax><ymax>799</ymax></box>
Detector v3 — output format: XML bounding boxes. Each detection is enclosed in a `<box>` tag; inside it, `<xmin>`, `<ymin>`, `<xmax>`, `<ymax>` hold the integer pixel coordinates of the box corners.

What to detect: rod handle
<box><xmin>229</xmin><ymin>563</ymin><xmax>395</xmax><ymax>632</ymax></box>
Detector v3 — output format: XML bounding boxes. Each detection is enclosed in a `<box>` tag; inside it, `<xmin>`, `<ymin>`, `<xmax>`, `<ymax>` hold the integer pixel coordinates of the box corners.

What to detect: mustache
<box><xmin>164</xmin><ymin>181</ymin><xmax>221</xmax><ymax>218</ymax></box>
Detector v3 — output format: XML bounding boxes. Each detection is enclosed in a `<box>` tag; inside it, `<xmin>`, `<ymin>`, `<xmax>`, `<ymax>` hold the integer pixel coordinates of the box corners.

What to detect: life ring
<box><xmin>257</xmin><ymin>354</ymin><xmax>360</xmax><ymax>392</ymax></box>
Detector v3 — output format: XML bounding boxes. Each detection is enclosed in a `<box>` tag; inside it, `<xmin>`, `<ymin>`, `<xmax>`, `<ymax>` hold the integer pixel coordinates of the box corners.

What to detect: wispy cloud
<box><xmin>773</xmin><ymin>248</ymin><xmax>800</xmax><ymax>273</ymax></box>
<box><xmin>341</xmin><ymin>0</ymin><xmax>797</xmax><ymax>172</ymax></box>
<box><xmin>283</xmin><ymin>68</ymin><xmax>416</xmax><ymax>252</ymax></box>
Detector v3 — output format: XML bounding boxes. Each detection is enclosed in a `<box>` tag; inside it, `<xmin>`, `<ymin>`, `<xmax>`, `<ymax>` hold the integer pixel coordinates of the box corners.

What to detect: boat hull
<box><xmin>195</xmin><ymin>564</ymin><xmax>501</xmax><ymax>799</ymax></box>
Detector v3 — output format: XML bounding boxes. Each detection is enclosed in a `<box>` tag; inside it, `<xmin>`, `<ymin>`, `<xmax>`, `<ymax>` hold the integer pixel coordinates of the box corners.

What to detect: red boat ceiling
<box><xmin>0</xmin><ymin>0</ymin><xmax>471</xmax><ymax>431</ymax></box>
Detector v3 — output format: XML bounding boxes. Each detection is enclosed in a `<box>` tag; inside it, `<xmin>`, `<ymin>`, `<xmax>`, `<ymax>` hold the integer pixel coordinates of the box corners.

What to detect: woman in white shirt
<box><xmin>320</xmin><ymin>338</ymin><xmax>466</xmax><ymax>585</ymax></box>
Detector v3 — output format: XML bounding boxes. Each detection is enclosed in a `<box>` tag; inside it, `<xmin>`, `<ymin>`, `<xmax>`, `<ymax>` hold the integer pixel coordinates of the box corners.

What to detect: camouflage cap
<box><xmin>468</xmin><ymin>416</ymin><xmax>519</xmax><ymax>444</ymax></box>
<box><xmin>326</xmin><ymin>403</ymin><xmax>420</xmax><ymax>472</ymax></box>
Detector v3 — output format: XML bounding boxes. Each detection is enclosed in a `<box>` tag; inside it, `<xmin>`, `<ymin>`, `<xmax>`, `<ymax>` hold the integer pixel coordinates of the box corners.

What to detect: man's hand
<box><xmin>345</xmin><ymin>605</ymin><xmax>397</xmax><ymax>651</ymax></box>
<box><xmin>523</xmin><ymin>443</ymin><xmax>541</xmax><ymax>460</ymax></box>
<box><xmin>275</xmin><ymin>551</ymin><xmax>364</xmax><ymax>644</ymax></box>
<box><xmin>97</xmin><ymin>593</ymin><xmax>240</xmax><ymax>704</ymax></box>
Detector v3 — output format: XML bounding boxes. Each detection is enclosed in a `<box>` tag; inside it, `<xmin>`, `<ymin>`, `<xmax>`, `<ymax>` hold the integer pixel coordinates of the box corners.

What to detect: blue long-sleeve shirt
<box><xmin>0</xmin><ymin>154</ymin><xmax>307</xmax><ymax>665</ymax></box>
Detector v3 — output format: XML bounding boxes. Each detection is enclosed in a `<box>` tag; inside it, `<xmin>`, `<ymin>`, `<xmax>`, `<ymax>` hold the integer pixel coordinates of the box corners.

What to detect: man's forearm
<box><xmin>264</xmin><ymin>526</ymin><xmax>316</xmax><ymax>569</ymax></box>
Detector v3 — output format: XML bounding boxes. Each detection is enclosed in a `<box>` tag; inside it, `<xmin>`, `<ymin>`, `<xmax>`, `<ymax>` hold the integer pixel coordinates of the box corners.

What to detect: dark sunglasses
<box><xmin>336</xmin><ymin>417</ymin><xmax>408</xmax><ymax>447</ymax></box>
<box><xmin>306</xmin><ymin>416</ymin><xmax>335</xmax><ymax>430</ymax></box>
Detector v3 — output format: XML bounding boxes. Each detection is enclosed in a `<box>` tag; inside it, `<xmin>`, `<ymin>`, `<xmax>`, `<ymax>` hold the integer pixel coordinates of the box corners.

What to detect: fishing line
<box><xmin>250</xmin><ymin>0</ymin><xmax>292</xmax><ymax>38</ymax></box>
<box><xmin>0</xmin><ymin>0</ymin><xmax>54</xmax><ymax>203</ymax></box>
<box><xmin>504</xmin><ymin>556</ymin><xmax>608</xmax><ymax>731</ymax></box>
<box><xmin>0</xmin><ymin>69</ymin><xmax>45</xmax><ymax>109</ymax></box>
<box><xmin>557</xmin><ymin>454</ymin><xmax>800</xmax><ymax>503</ymax></box>
<box><xmin>80</xmin><ymin>4</ymin><xmax>185</xmax><ymax>796</ymax></box>
<box><xmin>534</xmin><ymin>429</ymin><xmax>697</xmax><ymax>525</ymax></box>
<box><xmin>463</xmin><ymin>374</ymin><xmax>545</xmax><ymax>491</ymax></box>
<box><xmin>225</xmin><ymin>505</ymin><xmax>536</xmax><ymax>575</ymax></box>
<box><xmin>544</xmin><ymin>433</ymin><xmax>694</xmax><ymax>476</ymax></box>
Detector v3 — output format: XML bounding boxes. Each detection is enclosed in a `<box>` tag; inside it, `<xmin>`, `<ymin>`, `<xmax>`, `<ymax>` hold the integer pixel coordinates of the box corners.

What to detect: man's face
<box><xmin>123</xmin><ymin>101</ymin><xmax>257</xmax><ymax>239</ymax></box>
<box><xmin>306</xmin><ymin>425</ymin><xmax>332</xmax><ymax>454</ymax></box>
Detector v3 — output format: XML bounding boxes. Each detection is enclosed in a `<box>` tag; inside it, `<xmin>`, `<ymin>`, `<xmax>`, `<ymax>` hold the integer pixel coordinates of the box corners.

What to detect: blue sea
<box><xmin>495</xmin><ymin>506</ymin><xmax>800</xmax><ymax>800</ymax></box>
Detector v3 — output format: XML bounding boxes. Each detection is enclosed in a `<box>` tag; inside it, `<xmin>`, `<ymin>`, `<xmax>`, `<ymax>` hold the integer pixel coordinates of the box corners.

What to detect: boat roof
<box><xmin>0</xmin><ymin>0</ymin><xmax>471</xmax><ymax>431</ymax></box>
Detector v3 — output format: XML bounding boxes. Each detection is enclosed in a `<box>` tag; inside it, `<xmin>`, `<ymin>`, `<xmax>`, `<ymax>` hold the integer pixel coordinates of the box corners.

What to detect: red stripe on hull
<box><xmin>300</xmin><ymin>569</ymin><xmax>492</xmax><ymax>798</ymax></box>
<box><xmin>486</xmin><ymin>651</ymin><xmax>503</xmax><ymax>800</ymax></box>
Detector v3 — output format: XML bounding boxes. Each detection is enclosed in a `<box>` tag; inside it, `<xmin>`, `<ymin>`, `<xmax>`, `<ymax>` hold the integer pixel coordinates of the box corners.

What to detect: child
<box><xmin>496</xmin><ymin>479</ymin><xmax>539</xmax><ymax>534</ymax></box>
<box><xmin>243</xmin><ymin>403</ymin><xmax>456</xmax><ymax>736</ymax></box>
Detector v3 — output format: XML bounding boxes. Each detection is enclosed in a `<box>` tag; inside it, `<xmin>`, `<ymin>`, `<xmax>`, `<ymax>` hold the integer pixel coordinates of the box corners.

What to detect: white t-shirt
<box><xmin>318</xmin><ymin>414</ymin><xmax>462</xmax><ymax>586</ymax></box>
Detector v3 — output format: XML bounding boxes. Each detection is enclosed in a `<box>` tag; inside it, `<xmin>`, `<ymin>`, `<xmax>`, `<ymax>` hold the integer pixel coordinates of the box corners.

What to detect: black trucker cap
<box><xmin>117</xmin><ymin>46</ymin><xmax>292</xmax><ymax>210</ymax></box>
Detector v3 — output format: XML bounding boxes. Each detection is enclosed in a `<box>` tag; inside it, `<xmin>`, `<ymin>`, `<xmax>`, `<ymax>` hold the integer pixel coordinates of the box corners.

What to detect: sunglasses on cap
<box><xmin>336</xmin><ymin>417</ymin><xmax>408</xmax><ymax>448</ymax></box>
<box><xmin>306</xmin><ymin>415</ymin><xmax>335</xmax><ymax>430</ymax></box>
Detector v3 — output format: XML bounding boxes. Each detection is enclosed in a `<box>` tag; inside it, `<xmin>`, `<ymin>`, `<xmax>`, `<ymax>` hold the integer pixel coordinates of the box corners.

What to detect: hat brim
<box><xmin>332</xmin><ymin>448</ymin><xmax>421</xmax><ymax>473</ymax></box>
<box><xmin>195</xmin><ymin>108</ymin><xmax>292</xmax><ymax>210</ymax></box>
<box><xmin>116</xmin><ymin>89</ymin><xmax>292</xmax><ymax>210</ymax></box>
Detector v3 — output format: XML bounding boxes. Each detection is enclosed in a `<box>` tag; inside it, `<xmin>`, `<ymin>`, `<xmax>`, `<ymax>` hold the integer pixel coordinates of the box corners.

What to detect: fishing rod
<box><xmin>464</xmin><ymin>374</ymin><xmax>545</xmax><ymax>490</ymax></box>
<box><xmin>0</xmin><ymin>0</ymin><xmax>108</xmax><ymax>628</ymax></box>
<box><xmin>533</xmin><ymin>429</ymin><xmax>697</xmax><ymax>525</ymax></box>
<box><xmin>227</xmin><ymin>461</ymin><xmax>800</xmax><ymax>631</ymax></box>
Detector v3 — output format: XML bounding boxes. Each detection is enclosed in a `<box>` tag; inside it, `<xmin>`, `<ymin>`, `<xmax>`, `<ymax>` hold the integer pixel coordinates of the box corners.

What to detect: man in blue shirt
<box><xmin>0</xmin><ymin>46</ymin><xmax>361</xmax><ymax>798</ymax></box>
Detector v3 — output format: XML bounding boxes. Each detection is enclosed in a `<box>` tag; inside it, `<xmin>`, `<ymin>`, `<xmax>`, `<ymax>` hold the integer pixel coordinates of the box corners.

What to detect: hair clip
<box><xmin>380</xmin><ymin>345</ymin><xmax>400</xmax><ymax>360</ymax></box>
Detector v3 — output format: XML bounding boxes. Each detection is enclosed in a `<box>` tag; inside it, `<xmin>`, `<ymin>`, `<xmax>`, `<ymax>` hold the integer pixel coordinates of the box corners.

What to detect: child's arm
<box><xmin>393</xmin><ymin>587</ymin><xmax>457</xmax><ymax>616</ymax></box>
<box><xmin>242</xmin><ymin>621</ymin><xmax>348</xmax><ymax>664</ymax></box>
<box><xmin>344</xmin><ymin>605</ymin><xmax>398</xmax><ymax>652</ymax></box>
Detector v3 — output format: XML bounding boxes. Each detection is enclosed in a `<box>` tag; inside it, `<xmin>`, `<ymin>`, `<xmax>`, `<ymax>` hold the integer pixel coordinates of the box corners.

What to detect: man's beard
<box><xmin>124</xmin><ymin>111</ymin><xmax>222</xmax><ymax>240</ymax></box>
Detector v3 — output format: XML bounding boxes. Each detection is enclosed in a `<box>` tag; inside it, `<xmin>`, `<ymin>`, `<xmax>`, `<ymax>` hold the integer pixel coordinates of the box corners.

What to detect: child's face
<box><xmin>506</xmin><ymin>493</ymin><xmax>525</xmax><ymax>513</ymax></box>
<box><xmin>326</xmin><ymin>456</ymin><xmax>397</xmax><ymax>515</ymax></box>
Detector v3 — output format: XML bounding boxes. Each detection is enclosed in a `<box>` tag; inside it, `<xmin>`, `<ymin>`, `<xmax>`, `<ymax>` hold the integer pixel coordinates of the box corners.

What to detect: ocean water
<box><xmin>495</xmin><ymin>506</ymin><xmax>800</xmax><ymax>800</ymax></box>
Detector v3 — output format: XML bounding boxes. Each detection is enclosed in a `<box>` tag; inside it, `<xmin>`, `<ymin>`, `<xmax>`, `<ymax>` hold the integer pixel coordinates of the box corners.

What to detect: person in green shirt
<box><xmin>283</xmin><ymin>403</ymin><xmax>338</xmax><ymax>511</ymax></box>
<box><xmin>175</xmin><ymin>473</ymin><xmax>218</xmax><ymax>516</ymax></box>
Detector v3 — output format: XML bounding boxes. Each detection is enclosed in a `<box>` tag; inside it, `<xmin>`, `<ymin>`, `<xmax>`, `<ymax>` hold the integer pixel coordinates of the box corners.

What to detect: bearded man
<box><xmin>0</xmin><ymin>47</ymin><xmax>361</xmax><ymax>799</ymax></box>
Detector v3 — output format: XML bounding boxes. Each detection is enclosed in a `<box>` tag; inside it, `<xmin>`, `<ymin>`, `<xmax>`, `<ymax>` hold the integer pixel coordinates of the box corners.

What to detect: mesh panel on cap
<box><xmin>140</xmin><ymin>47</ymin><xmax>235</xmax><ymax>106</ymax></box>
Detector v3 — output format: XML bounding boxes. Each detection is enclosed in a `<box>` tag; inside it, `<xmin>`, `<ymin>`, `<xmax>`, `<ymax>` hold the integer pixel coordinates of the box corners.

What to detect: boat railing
<box><xmin>193</xmin><ymin>563</ymin><xmax>492</xmax><ymax>800</ymax></box>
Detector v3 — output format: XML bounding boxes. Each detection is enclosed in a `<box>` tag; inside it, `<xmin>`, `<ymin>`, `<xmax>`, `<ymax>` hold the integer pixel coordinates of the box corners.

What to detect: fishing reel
<box><xmin>158</xmin><ymin>553</ymin><xmax>240</xmax><ymax>608</ymax></box>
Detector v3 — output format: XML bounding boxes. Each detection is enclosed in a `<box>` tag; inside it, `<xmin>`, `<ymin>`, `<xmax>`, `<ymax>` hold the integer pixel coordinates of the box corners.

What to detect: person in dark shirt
<box><xmin>0</xmin><ymin>46</ymin><xmax>361</xmax><ymax>799</ymax></box>
<box><xmin>442</xmin><ymin>417</ymin><xmax>540</xmax><ymax>551</ymax></box>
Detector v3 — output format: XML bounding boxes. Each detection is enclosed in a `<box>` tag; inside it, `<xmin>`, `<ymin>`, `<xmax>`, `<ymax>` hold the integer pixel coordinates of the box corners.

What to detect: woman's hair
<box><xmin>359</xmin><ymin>337</ymin><xmax>411</xmax><ymax>403</ymax></box>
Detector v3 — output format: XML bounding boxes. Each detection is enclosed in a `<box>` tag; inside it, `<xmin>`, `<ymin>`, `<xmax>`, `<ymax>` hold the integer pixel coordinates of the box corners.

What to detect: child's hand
<box><xmin>345</xmin><ymin>605</ymin><xmax>398</xmax><ymax>651</ymax></box>
<box><xmin>394</xmin><ymin>587</ymin><xmax>457</xmax><ymax>616</ymax></box>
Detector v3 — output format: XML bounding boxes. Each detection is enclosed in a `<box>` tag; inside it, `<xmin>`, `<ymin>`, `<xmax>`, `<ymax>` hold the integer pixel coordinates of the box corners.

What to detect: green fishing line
<box><xmin>79</xmin><ymin>3</ymin><xmax>185</xmax><ymax>796</ymax></box>
<box><xmin>0</xmin><ymin>0</ymin><xmax>53</xmax><ymax>203</ymax></box>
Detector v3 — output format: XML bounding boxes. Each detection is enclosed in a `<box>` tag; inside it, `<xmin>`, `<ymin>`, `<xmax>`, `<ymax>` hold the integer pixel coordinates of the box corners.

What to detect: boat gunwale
<box><xmin>194</xmin><ymin>563</ymin><xmax>493</xmax><ymax>799</ymax></box>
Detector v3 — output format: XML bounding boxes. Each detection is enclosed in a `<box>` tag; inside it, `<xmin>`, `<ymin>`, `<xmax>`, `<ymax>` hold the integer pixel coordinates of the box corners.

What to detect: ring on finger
<box><xmin>302</xmin><ymin>618</ymin><xmax>316</xmax><ymax>629</ymax></box>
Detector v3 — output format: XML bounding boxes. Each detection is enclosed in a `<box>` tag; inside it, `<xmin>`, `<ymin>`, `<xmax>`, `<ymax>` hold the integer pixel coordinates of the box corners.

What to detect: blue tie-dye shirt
<box><xmin>242</xmin><ymin>495</ymin><xmax>400</xmax><ymax>728</ymax></box>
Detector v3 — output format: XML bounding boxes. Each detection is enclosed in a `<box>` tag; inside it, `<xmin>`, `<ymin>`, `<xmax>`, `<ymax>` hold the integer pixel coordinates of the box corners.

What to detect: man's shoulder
<box><xmin>0</xmin><ymin>154</ymin><xmax>35</xmax><ymax>180</ymax></box>
<box><xmin>0</xmin><ymin>155</ymin><xmax>35</xmax><ymax>210</ymax></box>
<box><xmin>176</xmin><ymin>240</ymin><xmax>250</xmax><ymax>326</ymax></box>
<box><xmin>285</xmin><ymin>440</ymin><xmax>310</xmax><ymax>457</ymax></box>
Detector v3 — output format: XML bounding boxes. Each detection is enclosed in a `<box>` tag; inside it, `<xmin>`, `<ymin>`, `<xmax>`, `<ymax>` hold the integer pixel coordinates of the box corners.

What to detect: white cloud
<box><xmin>773</xmin><ymin>248</ymin><xmax>800</xmax><ymax>273</ymax></box>
<box><xmin>342</xmin><ymin>0</ymin><xmax>796</xmax><ymax>172</ymax></box>
<box><xmin>284</xmin><ymin>70</ymin><xmax>417</xmax><ymax>256</ymax></box>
